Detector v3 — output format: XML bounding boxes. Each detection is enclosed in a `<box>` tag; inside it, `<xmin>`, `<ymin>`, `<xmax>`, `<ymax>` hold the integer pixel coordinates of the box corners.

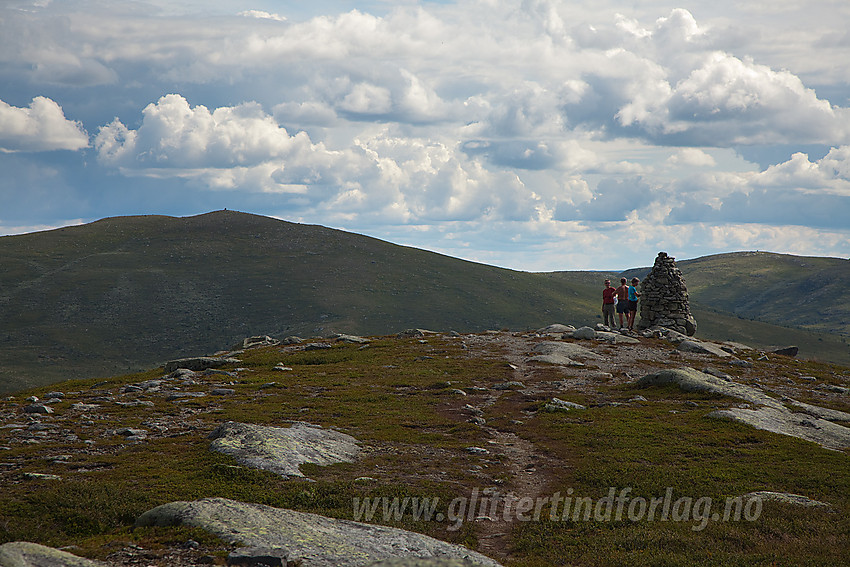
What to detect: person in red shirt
<box><xmin>602</xmin><ymin>279</ymin><xmax>617</xmax><ymax>328</ymax></box>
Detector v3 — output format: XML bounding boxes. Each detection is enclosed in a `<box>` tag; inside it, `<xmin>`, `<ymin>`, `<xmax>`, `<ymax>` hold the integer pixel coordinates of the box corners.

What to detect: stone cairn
<box><xmin>636</xmin><ymin>252</ymin><xmax>697</xmax><ymax>336</ymax></box>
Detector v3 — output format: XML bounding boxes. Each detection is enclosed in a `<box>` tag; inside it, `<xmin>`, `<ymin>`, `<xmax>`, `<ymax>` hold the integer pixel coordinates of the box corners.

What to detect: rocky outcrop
<box><xmin>676</xmin><ymin>340</ymin><xmax>732</xmax><ymax>358</ymax></box>
<box><xmin>208</xmin><ymin>421</ymin><xmax>360</xmax><ymax>479</ymax></box>
<box><xmin>708</xmin><ymin>406</ymin><xmax>850</xmax><ymax>451</ymax></box>
<box><xmin>135</xmin><ymin>498</ymin><xmax>502</xmax><ymax>567</ymax></box>
<box><xmin>636</xmin><ymin>367</ymin><xmax>850</xmax><ymax>450</ymax></box>
<box><xmin>240</xmin><ymin>335</ymin><xmax>280</xmax><ymax>349</ymax></box>
<box><xmin>0</xmin><ymin>542</ymin><xmax>106</xmax><ymax>567</ymax></box>
<box><xmin>636</xmin><ymin>252</ymin><xmax>697</xmax><ymax>336</ymax></box>
<box><xmin>744</xmin><ymin>491</ymin><xmax>830</xmax><ymax>508</ymax></box>
<box><xmin>528</xmin><ymin>340</ymin><xmax>602</xmax><ymax>366</ymax></box>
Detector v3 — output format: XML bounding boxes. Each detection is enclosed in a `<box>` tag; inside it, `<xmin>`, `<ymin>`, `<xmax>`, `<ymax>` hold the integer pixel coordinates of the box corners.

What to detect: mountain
<box><xmin>0</xmin><ymin>211</ymin><xmax>599</xmax><ymax>393</ymax></box>
<box><xmin>1</xmin><ymin>211</ymin><xmax>847</xmax><ymax>395</ymax></box>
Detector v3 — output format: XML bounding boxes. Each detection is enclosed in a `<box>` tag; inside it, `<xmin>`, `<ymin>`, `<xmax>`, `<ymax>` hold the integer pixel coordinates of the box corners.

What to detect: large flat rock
<box><xmin>636</xmin><ymin>367</ymin><xmax>850</xmax><ymax>451</ymax></box>
<box><xmin>636</xmin><ymin>368</ymin><xmax>783</xmax><ymax>408</ymax></box>
<box><xmin>208</xmin><ymin>421</ymin><xmax>360</xmax><ymax>478</ymax></box>
<box><xmin>530</xmin><ymin>341</ymin><xmax>599</xmax><ymax>360</ymax></box>
<box><xmin>135</xmin><ymin>498</ymin><xmax>502</xmax><ymax>567</ymax></box>
<box><xmin>709</xmin><ymin>406</ymin><xmax>850</xmax><ymax>451</ymax></box>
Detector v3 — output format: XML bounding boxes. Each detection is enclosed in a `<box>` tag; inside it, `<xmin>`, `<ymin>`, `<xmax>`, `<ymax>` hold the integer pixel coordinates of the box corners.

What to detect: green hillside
<box><xmin>2</xmin><ymin>212</ymin><xmax>847</xmax><ymax>395</ymax></box>
<box><xmin>0</xmin><ymin>211</ymin><xmax>598</xmax><ymax>393</ymax></box>
<box><xmin>621</xmin><ymin>251</ymin><xmax>850</xmax><ymax>337</ymax></box>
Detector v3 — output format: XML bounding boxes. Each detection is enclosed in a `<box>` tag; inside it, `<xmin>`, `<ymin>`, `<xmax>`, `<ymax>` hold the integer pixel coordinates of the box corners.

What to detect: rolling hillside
<box><xmin>1</xmin><ymin>211</ymin><xmax>847</xmax><ymax>394</ymax></box>
<box><xmin>0</xmin><ymin>211</ymin><xmax>600</xmax><ymax>393</ymax></box>
<box><xmin>620</xmin><ymin>251</ymin><xmax>850</xmax><ymax>336</ymax></box>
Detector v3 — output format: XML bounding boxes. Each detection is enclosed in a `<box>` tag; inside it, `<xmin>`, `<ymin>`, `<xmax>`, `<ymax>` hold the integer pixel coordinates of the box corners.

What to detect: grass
<box><xmin>1</xmin><ymin>333</ymin><xmax>848</xmax><ymax>566</ymax></box>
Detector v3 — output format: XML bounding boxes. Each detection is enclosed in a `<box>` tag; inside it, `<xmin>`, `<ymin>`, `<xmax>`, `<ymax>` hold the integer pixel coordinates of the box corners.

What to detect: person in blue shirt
<box><xmin>627</xmin><ymin>277</ymin><xmax>641</xmax><ymax>331</ymax></box>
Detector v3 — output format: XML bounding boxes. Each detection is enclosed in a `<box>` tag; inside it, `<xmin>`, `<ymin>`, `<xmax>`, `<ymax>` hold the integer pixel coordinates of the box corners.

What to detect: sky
<box><xmin>1</xmin><ymin>0</ymin><xmax>849</xmax><ymax>271</ymax></box>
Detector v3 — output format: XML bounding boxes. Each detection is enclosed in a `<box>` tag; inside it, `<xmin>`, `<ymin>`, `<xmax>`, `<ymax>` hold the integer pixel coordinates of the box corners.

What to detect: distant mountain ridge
<box><xmin>0</xmin><ymin>211</ymin><xmax>847</xmax><ymax>394</ymax></box>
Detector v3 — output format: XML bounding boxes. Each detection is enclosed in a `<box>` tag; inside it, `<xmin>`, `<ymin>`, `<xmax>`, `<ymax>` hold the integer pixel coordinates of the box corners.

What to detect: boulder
<box><xmin>164</xmin><ymin>357</ymin><xmax>240</xmax><ymax>373</ymax></box>
<box><xmin>676</xmin><ymin>340</ymin><xmax>732</xmax><ymax>358</ymax></box>
<box><xmin>334</xmin><ymin>334</ymin><xmax>371</xmax><ymax>344</ymax></box>
<box><xmin>595</xmin><ymin>331</ymin><xmax>640</xmax><ymax>344</ymax></box>
<box><xmin>543</xmin><ymin>398</ymin><xmax>586</xmax><ymax>412</ymax></box>
<box><xmin>135</xmin><ymin>498</ymin><xmax>502</xmax><ymax>567</ymax></box>
<box><xmin>771</xmin><ymin>346</ymin><xmax>799</xmax><ymax>357</ymax></box>
<box><xmin>535</xmin><ymin>324</ymin><xmax>576</xmax><ymax>336</ymax></box>
<box><xmin>0</xmin><ymin>542</ymin><xmax>107</xmax><ymax>566</ymax></box>
<box><xmin>531</xmin><ymin>341</ymin><xmax>599</xmax><ymax>360</ymax></box>
<box><xmin>208</xmin><ymin>421</ymin><xmax>360</xmax><ymax>479</ymax></box>
<box><xmin>570</xmin><ymin>326</ymin><xmax>597</xmax><ymax>340</ymax></box>
<box><xmin>240</xmin><ymin>336</ymin><xmax>280</xmax><ymax>349</ymax></box>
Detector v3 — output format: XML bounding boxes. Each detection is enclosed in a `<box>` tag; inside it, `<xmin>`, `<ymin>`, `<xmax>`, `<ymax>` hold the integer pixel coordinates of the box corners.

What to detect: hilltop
<box><xmin>0</xmin><ymin>211</ymin><xmax>597</xmax><ymax>393</ymax></box>
<box><xmin>1</xmin><ymin>211</ymin><xmax>848</xmax><ymax>395</ymax></box>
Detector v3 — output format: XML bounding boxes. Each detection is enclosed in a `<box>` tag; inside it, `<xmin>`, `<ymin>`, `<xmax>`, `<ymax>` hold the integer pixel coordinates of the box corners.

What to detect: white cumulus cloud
<box><xmin>0</xmin><ymin>97</ymin><xmax>89</xmax><ymax>152</ymax></box>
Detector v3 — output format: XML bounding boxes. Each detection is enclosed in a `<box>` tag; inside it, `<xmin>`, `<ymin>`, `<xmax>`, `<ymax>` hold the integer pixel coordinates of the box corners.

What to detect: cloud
<box><xmin>238</xmin><ymin>10</ymin><xmax>287</xmax><ymax>22</ymax></box>
<box><xmin>668</xmin><ymin>147</ymin><xmax>850</xmax><ymax>228</ymax></box>
<box><xmin>0</xmin><ymin>97</ymin><xmax>89</xmax><ymax>152</ymax></box>
<box><xmin>667</xmin><ymin>148</ymin><xmax>716</xmax><ymax>167</ymax></box>
<box><xmin>95</xmin><ymin>94</ymin><xmax>316</xmax><ymax>170</ymax></box>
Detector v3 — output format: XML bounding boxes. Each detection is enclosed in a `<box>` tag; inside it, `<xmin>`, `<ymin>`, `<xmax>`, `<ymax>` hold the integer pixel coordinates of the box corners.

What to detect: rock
<box><xmin>208</xmin><ymin>421</ymin><xmax>360</xmax><ymax>479</ymax></box>
<box><xmin>663</xmin><ymin>330</ymin><xmax>689</xmax><ymax>345</ymax></box>
<box><xmin>570</xmin><ymin>326</ymin><xmax>597</xmax><ymax>340</ymax></box>
<box><xmin>465</xmin><ymin>447</ymin><xmax>489</xmax><ymax>455</ymax></box>
<box><xmin>528</xmin><ymin>354</ymin><xmax>584</xmax><ymax>367</ymax></box>
<box><xmin>116</xmin><ymin>428</ymin><xmax>148</xmax><ymax>437</ymax></box>
<box><xmin>780</xmin><ymin>399</ymin><xmax>850</xmax><ymax>422</ymax></box>
<box><xmin>240</xmin><ymin>336</ymin><xmax>280</xmax><ymax>349</ymax></box>
<box><xmin>543</xmin><ymin>398</ymin><xmax>586</xmax><ymax>412</ymax></box>
<box><xmin>743</xmin><ymin>491</ymin><xmax>830</xmax><ymax>508</ymax></box>
<box><xmin>701</xmin><ymin>367</ymin><xmax>732</xmax><ymax>381</ymax></box>
<box><xmin>23</xmin><ymin>404</ymin><xmax>53</xmax><ymax>414</ymax></box>
<box><xmin>536</xmin><ymin>324</ymin><xmax>576</xmax><ymax>335</ymax></box>
<box><xmin>492</xmin><ymin>381</ymin><xmax>525</xmax><ymax>390</ymax></box>
<box><xmin>771</xmin><ymin>346</ymin><xmax>799</xmax><ymax>357</ymax></box>
<box><xmin>167</xmin><ymin>392</ymin><xmax>208</xmax><ymax>401</ymax></box>
<box><xmin>709</xmin><ymin>406</ymin><xmax>850</xmax><ymax>451</ymax></box>
<box><xmin>0</xmin><ymin>542</ymin><xmax>107</xmax><ymax>566</ymax></box>
<box><xmin>397</xmin><ymin>329</ymin><xmax>438</xmax><ymax>338</ymax></box>
<box><xmin>676</xmin><ymin>340</ymin><xmax>732</xmax><ymax>358</ymax></box>
<box><xmin>636</xmin><ymin>368</ymin><xmax>783</xmax><ymax>408</ymax></box>
<box><xmin>164</xmin><ymin>357</ymin><xmax>241</xmax><ymax>373</ymax></box>
<box><xmin>595</xmin><ymin>331</ymin><xmax>641</xmax><ymax>344</ymax></box>
<box><xmin>333</xmin><ymin>334</ymin><xmax>371</xmax><ymax>344</ymax></box>
<box><xmin>135</xmin><ymin>498</ymin><xmax>502</xmax><ymax>567</ymax></box>
<box><xmin>227</xmin><ymin>546</ymin><xmax>289</xmax><ymax>566</ymax></box>
<box><xmin>46</xmin><ymin>392</ymin><xmax>65</xmax><ymax>400</ymax></box>
<box><xmin>304</xmin><ymin>343</ymin><xmax>332</xmax><ymax>350</ymax></box>
<box><xmin>371</xmin><ymin>561</ymin><xmax>496</xmax><ymax>567</ymax></box>
<box><xmin>211</xmin><ymin>388</ymin><xmax>236</xmax><ymax>396</ymax></box>
<box><xmin>531</xmin><ymin>341</ymin><xmax>599</xmax><ymax>360</ymax></box>
<box><xmin>22</xmin><ymin>472</ymin><xmax>62</xmax><ymax>481</ymax></box>
<box><xmin>282</xmin><ymin>336</ymin><xmax>303</xmax><ymax>345</ymax></box>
